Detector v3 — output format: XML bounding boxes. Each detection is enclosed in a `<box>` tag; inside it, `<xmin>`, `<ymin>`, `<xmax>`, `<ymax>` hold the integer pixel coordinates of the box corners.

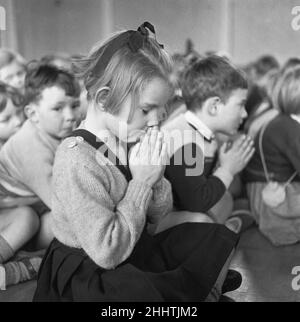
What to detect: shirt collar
<box><xmin>291</xmin><ymin>114</ymin><xmax>300</xmax><ymax>125</ymax></box>
<box><xmin>184</xmin><ymin>110</ymin><xmax>215</xmax><ymax>142</ymax></box>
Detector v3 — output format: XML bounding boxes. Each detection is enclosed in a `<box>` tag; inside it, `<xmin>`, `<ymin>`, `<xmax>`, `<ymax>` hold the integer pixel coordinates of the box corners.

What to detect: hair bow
<box><xmin>91</xmin><ymin>21</ymin><xmax>164</xmax><ymax>77</ymax></box>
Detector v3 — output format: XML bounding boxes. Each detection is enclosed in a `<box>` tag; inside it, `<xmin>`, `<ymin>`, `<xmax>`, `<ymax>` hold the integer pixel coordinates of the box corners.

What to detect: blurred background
<box><xmin>0</xmin><ymin>0</ymin><xmax>300</xmax><ymax>65</ymax></box>
<box><xmin>1</xmin><ymin>0</ymin><xmax>300</xmax><ymax>303</ymax></box>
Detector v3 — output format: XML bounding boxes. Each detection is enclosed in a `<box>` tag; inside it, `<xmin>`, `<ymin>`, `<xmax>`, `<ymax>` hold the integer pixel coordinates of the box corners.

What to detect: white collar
<box><xmin>184</xmin><ymin>110</ymin><xmax>215</xmax><ymax>141</ymax></box>
<box><xmin>291</xmin><ymin>114</ymin><xmax>300</xmax><ymax>125</ymax></box>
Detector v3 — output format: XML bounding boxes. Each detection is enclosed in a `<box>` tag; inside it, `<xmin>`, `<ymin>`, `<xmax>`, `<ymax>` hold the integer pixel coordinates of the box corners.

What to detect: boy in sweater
<box><xmin>162</xmin><ymin>55</ymin><xmax>255</xmax><ymax>229</ymax></box>
<box><xmin>0</xmin><ymin>63</ymin><xmax>81</xmax><ymax>289</ymax></box>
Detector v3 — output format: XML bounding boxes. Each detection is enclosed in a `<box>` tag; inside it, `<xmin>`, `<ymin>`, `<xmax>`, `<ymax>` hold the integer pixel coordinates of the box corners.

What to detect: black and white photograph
<box><xmin>0</xmin><ymin>0</ymin><xmax>300</xmax><ymax>305</ymax></box>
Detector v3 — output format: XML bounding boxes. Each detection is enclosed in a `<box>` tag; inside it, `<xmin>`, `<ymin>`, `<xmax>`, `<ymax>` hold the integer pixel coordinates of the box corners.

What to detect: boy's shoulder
<box><xmin>2</xmin><ymin>120</ymin><xmax>58</xmax><ymax>158</ymax></box>
<box><xmin>162</xmin><ymin>112</ymin><xmax>188</xmax><ymax>133</ymax></box>
<box><xmin>162</xmin><ymin>112</ymin><xmax>205</xmax><ymax>157</ymax></box>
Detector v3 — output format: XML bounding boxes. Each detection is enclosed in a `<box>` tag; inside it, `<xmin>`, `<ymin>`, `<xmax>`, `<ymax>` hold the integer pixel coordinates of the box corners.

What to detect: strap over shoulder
<box><xmin>69</xmin><ymin>129</ymin><xmax>132</xmax><ymax>182</ymax></box>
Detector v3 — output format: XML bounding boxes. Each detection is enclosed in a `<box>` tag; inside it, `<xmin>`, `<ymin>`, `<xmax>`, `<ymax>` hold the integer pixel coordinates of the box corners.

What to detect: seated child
<box><xmin>244</xmin><ymin>66</ymin><xmax>300</xmax><ymax>246</ymax></box>
<box><xmin>244</xmin><ymin>70</ymin><xmax>279</xmax><ymax>139</ymax></box>
<box><xmin>34</xmin><ymin>22</ymin><xmax>241</xmax><ymax>302</ymax></box>
<box><xmin>0</xmin><ymin>63</ymin><xmax>81</xmax><ymax>290</ymax></box>
<box><xmin>161</xmin><ymin>56</ymin><xmax>255</xmax><ymax>231</ymax></box>
<box><xmin>0</xmin><ymin>49</ymin><xmax>26</xmax><ymax>94</ymax></box>
<box><xmin>0</xmin><ymin>85</ymin><xmax>40</xmax><ymax>290</ymax></box>
<box><xmin>0</xmin><ymin>83</ymin><xmax>25</xmax><ymax>148</ymax></box>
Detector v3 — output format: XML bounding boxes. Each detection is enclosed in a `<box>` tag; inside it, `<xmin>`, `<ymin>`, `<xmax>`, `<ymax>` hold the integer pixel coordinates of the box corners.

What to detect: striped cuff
<box><xmin>213</xmin><ymin>167</ymin><xmax>234</xmax><ymax>189</ymax></box>
<box><xmin>0</xmin><ymin>265</ymin><xmax>6</xmax><ymax>290</ymax></box>
<box><xmin>152</xmin><ymin>178</ymin><xmax>164</xmax><ymax>191</ymax></box>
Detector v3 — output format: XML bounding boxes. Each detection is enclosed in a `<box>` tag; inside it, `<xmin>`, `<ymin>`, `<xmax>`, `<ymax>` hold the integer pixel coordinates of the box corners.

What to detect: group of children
<box><xmin>0</xmin><ymin>21</ymin><xmax>299</xmax><ymax>301</ymax></box>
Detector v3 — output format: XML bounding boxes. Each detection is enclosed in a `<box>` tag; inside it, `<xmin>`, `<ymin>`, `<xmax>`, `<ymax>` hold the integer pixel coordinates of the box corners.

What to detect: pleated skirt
<box><xmin>33</xmin><ymin>223</ymin><xmax>238</xmax><ymax>302</ymax></box>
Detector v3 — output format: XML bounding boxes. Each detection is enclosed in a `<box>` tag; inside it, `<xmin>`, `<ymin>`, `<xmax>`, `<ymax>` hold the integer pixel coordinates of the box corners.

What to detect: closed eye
<box><xmin>52</xmin><ymin>105</ymin><xmax>63</xmax><ymax>111</ymax></box>
<box><xmin>0</xmin><ymin>116</ymin><xmax>10</xmax><ymax>123</ymax></box>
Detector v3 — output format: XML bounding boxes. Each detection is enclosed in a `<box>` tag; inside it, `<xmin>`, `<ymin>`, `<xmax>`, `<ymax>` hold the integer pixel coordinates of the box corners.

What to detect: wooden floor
<box><xmin>1</xmin><ymin>227</ymin><xmax>300</xmax><ymax>302</ymax></box>
<box><xmin>228</xmin><ymin>227</ymin><xmax>300</xmax><ymax>302</ymax></box>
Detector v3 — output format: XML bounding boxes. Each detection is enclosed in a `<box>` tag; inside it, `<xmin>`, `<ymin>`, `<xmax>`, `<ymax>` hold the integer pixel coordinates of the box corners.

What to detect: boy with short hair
<box><xmin>0</xmin><ymin>63</ymin><xmax>81</xmax><ymax>289</ymax></box>
<box><xmin>162</xmin><ymin>55</ymin><xmax>254</xmax><ymax>229</ymax></box>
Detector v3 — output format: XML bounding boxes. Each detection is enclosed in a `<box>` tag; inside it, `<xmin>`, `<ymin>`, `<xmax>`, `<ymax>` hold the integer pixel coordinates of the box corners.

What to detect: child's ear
<box><xmin>206</xmin><ymin>97</ymin><xmax>221</xmax><ymax>116</ymax></box>
<box><xmin>24</xmin><ymin>104</ymin><xmax>39</xmax><ymax>123</ymax></box>
<box><xmin>95</xmin><ymin>86</ymin><xmax>110</xmax><ymax>110</ymax></box>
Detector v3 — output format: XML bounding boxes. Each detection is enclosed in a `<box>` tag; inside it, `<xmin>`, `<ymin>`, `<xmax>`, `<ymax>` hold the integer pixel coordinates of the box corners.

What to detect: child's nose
<box><xmin>241</xmin><ymin>107</ymin><xmax>248</xmax><ymax>119</ymax></box>
<box><xmin>147</xmin><ymin>110</ymin><xmax>160</xmax><ymax>128</ymax></box>
<box><xmin>64</xmin><ymin>106</ymin><xmax>76</xmax><ymax>121</ymax></box>
<box><xmin>147</xmin><ymin>107</ymin><xmax>167</xmax><ymax>127</ymax></box>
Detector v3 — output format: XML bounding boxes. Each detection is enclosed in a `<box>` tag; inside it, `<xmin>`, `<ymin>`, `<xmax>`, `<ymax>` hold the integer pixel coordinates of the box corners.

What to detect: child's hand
<box><xmin>219</xmin><ymin>134</ymin><xmax>255</xmax><ymax>176</ymax></box>
<box><xmin>129</xmin><ymin>127</ymin><xmax>168</xmax><ymax>187</ymax></box>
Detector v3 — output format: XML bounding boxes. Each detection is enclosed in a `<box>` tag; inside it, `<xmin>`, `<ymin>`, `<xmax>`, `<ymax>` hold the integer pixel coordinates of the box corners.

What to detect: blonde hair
<box><xmin>73</xmin><ymin>29</ymin><xmax>173</xmax><ymax>119</ymax></box>
<box><xmin>275</xmin><ymin>66</ymin><xmax>300</xmax><ymax>115</ymax></box>
<box><xmin>0</xmin><ymin>48</ymin><xmax>26</xmax><ymax>70</ymax></box>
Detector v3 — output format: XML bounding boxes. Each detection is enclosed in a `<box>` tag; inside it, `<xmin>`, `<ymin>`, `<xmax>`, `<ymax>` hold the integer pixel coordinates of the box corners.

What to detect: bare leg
<box><xmin>0</xmin><ymin>207</ymin><xmax>40</xmax><ymax>252</ymax></box>
<box><xmin>34</xmin><ymin>212</ymin><xmax>54</xmax><ymax>249</ymax></box>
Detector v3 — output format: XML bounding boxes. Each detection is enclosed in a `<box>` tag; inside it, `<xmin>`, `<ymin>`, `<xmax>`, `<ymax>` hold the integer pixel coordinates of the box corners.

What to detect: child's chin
<box><xmin>60</xmin><ymin>131</ymin><xmax>73</xmax><ymax>139</ymax></box>
<box><xmin>227</xmin><ymin>126</ymin><xmax>239</xmax><ymax>136</ymax></box>
<box><xmin>219</xmin><ymin>128</ymin><xmax>237</xmax><ymax>137</ymax></box>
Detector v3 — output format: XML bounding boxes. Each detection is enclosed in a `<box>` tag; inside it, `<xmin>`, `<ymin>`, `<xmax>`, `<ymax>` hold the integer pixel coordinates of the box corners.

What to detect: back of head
<box><xmin>282</xmin><ymin>57</ymin><xmax>300</xmax><ymax>73</ymax></box>
<box><xmin>253</xmin><ymin>55</ymin><xmax>279</xmax><ymax>81</ymax></box>
<box><xmin>25</xmin><ymin>62</ymin><xmax>80</xmax><ymax>105</ymax></box>
<box><xmin>181</xmin><ymin>55</ymin><xmax>248</xmax><ymax>111</ymax></box>
<box><xmin>73</xmin><ymin>22</ymin><xmax>173</xmax><ymax>116</ymax></box>
<box><xmin>40</xmin><ymin>53</ymin><xmax>72</xmax><ymax>71</ymax></box>
<box><xmin>276</xmin><ymin>66</ymin><xmax>300</xmax><ymax>115</ymax></box>
<box><xmin>0</xmin><ymin>82</ymin><xmax>24</xmax><ymax>113</ymax></box>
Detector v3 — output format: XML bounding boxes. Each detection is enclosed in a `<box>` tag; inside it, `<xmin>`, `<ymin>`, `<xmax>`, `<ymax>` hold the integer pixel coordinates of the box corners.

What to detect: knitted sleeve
<box><xmin>53</xmin><ymin>156</ymin><xmax>153</xmax><ymax>269</ymax></box>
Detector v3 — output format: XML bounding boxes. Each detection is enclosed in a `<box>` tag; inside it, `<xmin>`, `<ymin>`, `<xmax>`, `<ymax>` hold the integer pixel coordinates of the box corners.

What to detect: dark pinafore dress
<box><xmin>33</xmin><ymin>129</ymin><xmax>239</xmax><ymax>302</ymax></box>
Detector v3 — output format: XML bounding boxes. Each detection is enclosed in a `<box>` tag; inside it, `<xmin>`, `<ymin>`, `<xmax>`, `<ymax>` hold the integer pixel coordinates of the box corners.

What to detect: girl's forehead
<box><xmin>139</xmin><ymin>78</ymin><xmax>172</xmax><ymax>105</ymax></box>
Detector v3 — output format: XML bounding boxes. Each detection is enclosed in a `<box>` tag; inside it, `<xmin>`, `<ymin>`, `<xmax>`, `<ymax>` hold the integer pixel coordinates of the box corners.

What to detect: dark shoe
<box><xmin>222</xmin><ymin>269</ymin><xmax>242</xmax><ymax>294</ymax></box>
<box><xmin>230</xmin><ymin>211</ymin><xmax>256</xmax><ymax>234</ymax></box>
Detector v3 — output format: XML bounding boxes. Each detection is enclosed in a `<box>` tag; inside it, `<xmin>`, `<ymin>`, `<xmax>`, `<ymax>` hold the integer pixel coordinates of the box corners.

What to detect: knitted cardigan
<box><xmin>51</xmin><ymin>136</ymin><xmax>173</xmax><ymax>269</ymax></box>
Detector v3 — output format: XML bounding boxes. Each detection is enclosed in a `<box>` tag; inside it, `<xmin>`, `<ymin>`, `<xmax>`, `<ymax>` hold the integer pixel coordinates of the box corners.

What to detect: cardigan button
<box><xmin>67</xmin><ymin>140</ymin><xmax>77</xmax><ymax>148</ymax></box>
<box><xmin>76</xmin><ymin>136</ymin><xmax>84</xmax><ymax>143</ymax></box>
